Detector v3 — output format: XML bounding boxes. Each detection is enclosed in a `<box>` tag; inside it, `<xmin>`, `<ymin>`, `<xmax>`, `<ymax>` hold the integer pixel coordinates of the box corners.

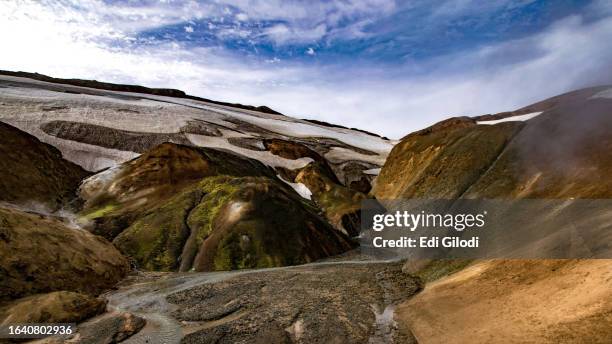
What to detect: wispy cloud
<box><xmin>0</xmin><ymin>0</ymin><xmax>611</xmax><ymax>139</ymax></box>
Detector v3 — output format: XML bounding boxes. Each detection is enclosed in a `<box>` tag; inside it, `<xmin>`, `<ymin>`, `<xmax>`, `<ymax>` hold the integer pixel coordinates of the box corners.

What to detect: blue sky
<box><xmin>2</xmin><ymin>0</ymin><xmax>612</xmax><ymax>138</ymax></box>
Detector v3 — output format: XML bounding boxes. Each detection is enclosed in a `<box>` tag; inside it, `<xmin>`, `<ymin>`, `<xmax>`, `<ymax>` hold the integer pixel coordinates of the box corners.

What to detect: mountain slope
<box><xmin>0</xmin><ymin>70</ymin><xmax>283</xmax><ymax>115</ymax></box>
<box><xmin>374</xmin><ymin>86</ymin><xmax>612</xmax><ymax>199</ymax></box>
<box><xmin>373</xmin><ymin>86</ymin><xmax>612</xmax><ymax>343</ymax></box>
<box><xmin>0</xmin><ymin>122</ymin><xmax>129</xmax><ymax>329</ymax></box>
<box><xmin>0</xmin><ymin>121</ymin><xmax>89</xmax><ymax>210</ymax></box>
<box><xmin>0</xmin><ymin>206</ymin><xmax>129</xmax><ymax>301</ymax></box>
<box><xmin>0</xmin><ymin>73</ymin><xmax>391</xmax><ymax>191</ymax></box>
<box><xmin>78</xmin><ymin>142</ymin><xmax>355</xmax><ymax>272</ymax></box>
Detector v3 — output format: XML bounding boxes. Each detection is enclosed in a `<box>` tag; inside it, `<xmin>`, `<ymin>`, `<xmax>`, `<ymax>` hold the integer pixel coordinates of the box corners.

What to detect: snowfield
<box><xmin>0</xmin><ymin>75</ymin><xmax>393</xmax><ymax>174</ymax></box>
<box><xmin>476</xmin><ymin>112</ymin><xmax>543</xmax><ymax>125</ymax></box>
<box><xmin>590</xmin><ymin>88</ymin><xmax>612</xmax><ymax>99</ymax></box>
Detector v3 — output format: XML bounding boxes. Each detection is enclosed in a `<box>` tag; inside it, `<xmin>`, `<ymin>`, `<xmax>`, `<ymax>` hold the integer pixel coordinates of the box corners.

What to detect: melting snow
<box><xmin>325</xmin><ymin>147</ymin><xmax>387</xmax><ymax>165</ymax></box>
<box><xmin>477</xmin><ymin>112</ymin><xmax>543</xmax><ymax>125</ymax></box>
<box><xmin>277</xmin><ymin>175</ymin><xmax>312</xmax><ymax>200</ymax></box>
<box><xmin>0</xmin><ymin>75</ymin><xmax>393</xmax><ymax>171</ymax></box>
<box><xmin>140</xmin><ymin>94</ymin><xmax>394</xmax><ymax>155</ymax></box>
<box><xmin>363</xmin><ymin>168</ymin><xmax>381</xmax><ymax>175</ymax></box>
<box><xmin>590</xmin><ymin>88</ymin><xmax>612</xmax><ymax>99</ymax></box>
<box><xmin>187</xmin><ymin>134</ymin><xmax>313</xmax><ymax>169</ymax></box>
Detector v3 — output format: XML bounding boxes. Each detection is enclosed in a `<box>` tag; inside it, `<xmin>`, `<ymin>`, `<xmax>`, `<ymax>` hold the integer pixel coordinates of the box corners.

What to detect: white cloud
<box><xmin>262</xmin><ymin>23</ymin><xmax>327</xmax><ymax>45</ymax></box>
<box><xmin>1</xmin><ymin>0</ymin><xmax>611</xmax><ymax>140</ymax></box>
<box><xmin>235</xmin><ymin>13</ymin><xmax>249</xmax><ymax>21</ymax></box>
<box><xmin>306</xmin><ymin>47</ymin><xmax>316</xmax><ymax>55</ymax></box>
<box><xmin>184</xmin><ymin>25</ymin><xmax>194</xmax><ymax>33</ymax></box>
<box><xmin>218</xmin><ymin>14</ymin><xmax>612</xmax><ymax>139</ymax></box>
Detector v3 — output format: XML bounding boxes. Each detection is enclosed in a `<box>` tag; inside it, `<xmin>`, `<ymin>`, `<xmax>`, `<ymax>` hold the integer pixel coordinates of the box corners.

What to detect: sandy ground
<box><xmin>396</xmin><ymin>259</ymin><xmax>612</xmax><ymax>344</ymax></box>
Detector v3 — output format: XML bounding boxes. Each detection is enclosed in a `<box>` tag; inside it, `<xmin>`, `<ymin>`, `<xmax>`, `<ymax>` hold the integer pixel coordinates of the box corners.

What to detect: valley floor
<box><xmin>35</xmin><ymin>259</ymin><xmax>421</xmax><ymax>344</ymax></box>
<box><xmin>28</xmin><ymin>258</ymin><xmax>612</xmax><ymax>344</ymax></box>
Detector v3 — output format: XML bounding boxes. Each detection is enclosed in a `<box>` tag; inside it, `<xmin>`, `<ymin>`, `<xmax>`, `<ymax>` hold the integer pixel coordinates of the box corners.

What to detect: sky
<box><xmin>1</xmin><ymin>0</ymin><xmax>612</xmax><ymax>139</ymax></box>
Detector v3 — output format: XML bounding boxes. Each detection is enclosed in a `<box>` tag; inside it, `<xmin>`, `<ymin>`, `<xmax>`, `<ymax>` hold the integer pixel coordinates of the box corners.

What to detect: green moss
<box><xmin>80</xmin><ymin>203</ymin><xmax>118</xmax><ymax>220</ymax></box>
<box><xmin>113</xmin><ymin>188</ymin><xmax>200</xmax><ymax>271</ymax></box>
<box><xmin>212</xmin><ymin>219</ymin><xmax>289</xmax><ymax>271</ymax></box>
<box><xmin>110</xmin><ymin>174</ymin><xmax>352</xmax><ymax>272</ymax></box>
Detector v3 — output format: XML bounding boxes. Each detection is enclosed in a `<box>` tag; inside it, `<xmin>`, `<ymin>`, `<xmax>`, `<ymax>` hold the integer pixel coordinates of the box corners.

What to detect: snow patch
<box><xmin>277</xmin><ymin>175</ymin><xmax>312</xmax><ymax>200</ymax></box>
<box><xmin>477</xmin><ymin>112</ymin><xmax>543</xmax><ymax>125</ymax></box>
<box><xmin>187</xmin><ymin>134</ymin><xmax>313</xmax><ymax>169</ymax></box>
<box><xmin>146</xmin><ymin>95</ymin><xmax>394</xmax><ymax>155</ymax></box>
<box><xmin>325</xmin><ymin>147</ymin><xmax>387</xmax><ymax>165</ymax></box>
<box><xmin>590</xmin><ymin>88</ymin><xmax>612</xmax><ymax>99</ymax></box>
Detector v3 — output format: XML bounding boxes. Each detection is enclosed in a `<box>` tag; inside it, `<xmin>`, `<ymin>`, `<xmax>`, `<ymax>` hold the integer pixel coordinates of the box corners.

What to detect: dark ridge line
<box><xmin>0</xmin><ymin>69</ymin><xmax>282</xmax><ymax>115</ymax></box>
<box><xmin>301</xmin><ymin>118</ymin><xmax>389</xmax><ymax>140</ymax></box>
<box><xmin>0</xmin><ymin>69</ymin><xmax>391</xmax><ymax>141</ymax></box>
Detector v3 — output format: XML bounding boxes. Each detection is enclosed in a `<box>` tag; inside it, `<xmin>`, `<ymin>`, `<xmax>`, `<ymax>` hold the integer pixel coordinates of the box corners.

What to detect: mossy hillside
<box><xmin>81</xmin><ymin>203</ymin><xmax>119</xmax><ymax>220</ymax></box>
<box><xmin>113</xmin><ymin>188</ymin><xmax>203</xmax><ymax>271</ymax></box>
<box><xmin>193</xmin><ymin>176</ymin><xmax>355</xmax><ymax>271</ymax></box>
<box><xmin>81</xmin><ymin>143</ymin><xmax>276</xmax><ymax>240</ymax></box>
<box><xmin>376</xmin><ymin>98</ymin><xmax>612</xmax><ymax>200</ymax></box>
<box><xmin>83</xmin><ymin>142</ymin><xmax>274</xmax><ymax>209</ymax></box>
<box><xmin>111</xmin><ymin>176</ymin><xmax>242</xmax><ymax>272</ymax></box>
<box><xmin>181</xmin><ymin>177</ymin><xmax>242</xmax><ymax>272</ymax></box>
<box><xmin>113</xmin><ymin>175</ymin><xmax>354</xmax><ymax>272</ymax></box>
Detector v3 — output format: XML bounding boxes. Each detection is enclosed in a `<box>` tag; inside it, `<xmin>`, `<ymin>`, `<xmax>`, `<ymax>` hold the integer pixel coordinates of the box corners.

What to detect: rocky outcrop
<box><xmin>0</xmin><ymin>121</ymin><xmax>89</xmax><ymax>210</ymax></box>
<box><xmin>41</xmin><ymin>120</ymin><xmax>192</xmax><ymax>153</ymax></box>
<box><xmin>263</xmin><ymin>138</ymin><xmax>327</xmax><ymax>163</ymax></box>
<box><xmin>0</xmin><ymin>206</ymin><xmax>129</xmax><ymax>301</ymax></box>
<box><xmin>254</xmin><ymin>139</ymin><xmax>367</xmax><ymax>236</ymax></box>
<box><xmin>32</xmin><ymin>311</ymin><xmax>147</xmax><ymax>344</ymax></box>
